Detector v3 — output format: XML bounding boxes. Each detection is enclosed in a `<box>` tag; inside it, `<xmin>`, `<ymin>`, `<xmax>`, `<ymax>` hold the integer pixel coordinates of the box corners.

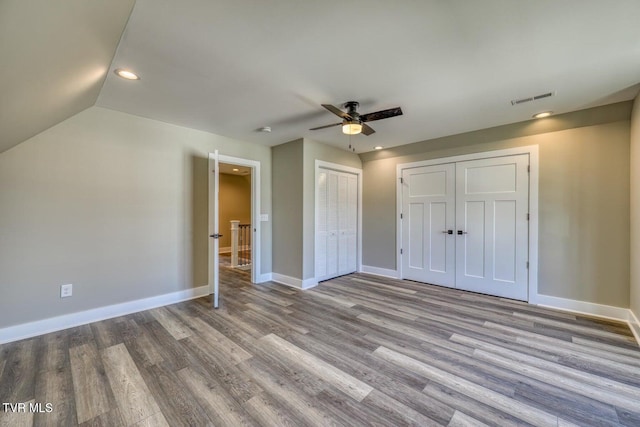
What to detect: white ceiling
<box><xmin>96</xmin><ymin>0</ymin><xmax>640</xmax><ymax>153</ymax></box>
<box><xmin>0</xmin><ymin>0</ymin><xmax>135</xmax><ymax>153</ymax></box>
<box><xmin>4</xmin><ymin>1</ymin><xmax>640</xmax><ymax>154</ymax></box>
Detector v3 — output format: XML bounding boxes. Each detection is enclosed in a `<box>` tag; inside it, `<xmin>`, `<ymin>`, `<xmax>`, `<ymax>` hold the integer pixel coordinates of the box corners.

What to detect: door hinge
<box><xmin>527</xmin><ymin>165</ymin><xmax>530</xmax><ymax>173</ymax></box>
<box><xmin>400</xmin><ymin>248</ymin><xmax>403</xmax><ymax>255</ymax></box>
<box><xmin>526</xmin><ymin>213</ymin><xmax>530</xmax><ymax>220</ymax></box>
<box><xmin>526</xmin><ymin>261</ymin><xmax>529</xmax><ymax>269</ymax></box>
<box><xmin>400</xmin><ymin>213</ymin><xmax>403</xmax><ymax>219</ymax></box>
<box><xmin>400</xmin><ymin>177</ymin><xmax>404</xmax><ymax>184</ymax></box>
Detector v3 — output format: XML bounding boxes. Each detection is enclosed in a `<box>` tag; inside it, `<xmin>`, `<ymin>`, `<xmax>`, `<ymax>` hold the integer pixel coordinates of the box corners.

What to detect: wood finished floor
<box><xmin>1</xmin><ymin>270</ymin><xmax>640</xmax><ymax>427</ymax></box>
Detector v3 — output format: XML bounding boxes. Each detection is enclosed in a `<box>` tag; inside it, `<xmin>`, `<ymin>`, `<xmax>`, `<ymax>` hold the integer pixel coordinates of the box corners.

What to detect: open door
<box><xmin>208</xmin><ymin>151</ymin><xmax>220</xmax><ymax>308</ymax></box>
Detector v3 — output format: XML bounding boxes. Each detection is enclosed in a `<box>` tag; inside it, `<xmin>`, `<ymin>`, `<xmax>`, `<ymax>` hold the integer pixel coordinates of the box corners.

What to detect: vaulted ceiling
<box><xmin>3</xmin><ymin>0</ymin><xmax>640</xmax><ymax>154</ymax></box>
<box><xmin>0</xmin><ymin>0</ymin><xmax>135</xmax><ymax>153</ymax></box>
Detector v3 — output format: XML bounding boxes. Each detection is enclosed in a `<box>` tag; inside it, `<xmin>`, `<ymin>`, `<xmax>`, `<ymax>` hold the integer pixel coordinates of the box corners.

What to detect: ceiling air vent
<box><xmin>511</xmin><ymin>91</ymin><xmax>555</xmax><ymax>106</ymax></box>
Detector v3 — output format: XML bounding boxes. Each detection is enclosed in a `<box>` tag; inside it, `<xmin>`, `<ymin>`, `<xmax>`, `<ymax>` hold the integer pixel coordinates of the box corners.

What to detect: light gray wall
<box><xmin>631</xmin><ymin>95</ymin><xmax>640</xmax><ymax>332</ymax></box>
<box><xmin>302</xmin><ymin>138</ymin><xmax>362</xmax><ymax>280</ymax></box>
<box><xmin>0</xmin><ymin>106</ymin><xmax>272</xmax><ymax>329</ymax></box>
<box><xmin>271</xmin><ymin>139</ymin><xmax>304</xmax><ymax>278</ymax></box>
<box><xmin>360</xmin><ymin>104</ymin><xmax>631</xmax><ymax>308</ymax></box>
<box><xmin>271</xmin><ymin>138</ymin><xmax>361</xmax><ymax>281</ymax></box>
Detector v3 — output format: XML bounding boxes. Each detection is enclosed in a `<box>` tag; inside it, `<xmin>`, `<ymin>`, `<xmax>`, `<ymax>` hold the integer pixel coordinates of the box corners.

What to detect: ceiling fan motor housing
<box><xmin>343</xmin><ymin>101</ymin><xmax>361</xmax><ymax>125</ymax></box>
<box><xmin>344</xmin><ymin>101</ymin><xmax>360</xmax><ymax>116</ymax></box>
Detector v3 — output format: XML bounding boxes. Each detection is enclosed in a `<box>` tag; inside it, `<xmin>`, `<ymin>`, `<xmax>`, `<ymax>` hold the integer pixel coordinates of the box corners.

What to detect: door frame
<box><xmin>208</xmin><ymin>152</ymin><xmax>261</xmax><ymax>307</ymax></box>
<box><xmin>315</xmin><ymin>160</ymin><xmax>363</xmax><ymax>282</ymax></box>
<box><xmin>396</xmin><ymin>145</ymin><xmax>539</xmax><ymax>303</ymax></box>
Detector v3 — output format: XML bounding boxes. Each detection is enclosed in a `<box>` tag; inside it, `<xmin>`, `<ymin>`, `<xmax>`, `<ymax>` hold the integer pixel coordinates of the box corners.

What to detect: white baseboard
<box><xmin>535</xmin><ymin>294</ymin><xmax>630</xmax><ymax>322</ymax></box>
<box><xmin>629</xmin><ymin>309</ymin><xmax>640</xmax><ymax>345</ymax></box>
<box><xmin>256</xmin><ymin>273</ymin><xmax>272</xmax><ymax>283</ymax></box>
<box><xmin>361</xmin><ymin>265</ymin><xmax>400</xmax><ymax>279</ymax></box>
<box><xmin>271</xmin><ymin>273</ymin><xmax>318</xmax><ymax>290</ymax></box>
<box><xmin>0</xmin><ymin>285</ymin><xmax>210</xmax><ymax>344</ymax></box>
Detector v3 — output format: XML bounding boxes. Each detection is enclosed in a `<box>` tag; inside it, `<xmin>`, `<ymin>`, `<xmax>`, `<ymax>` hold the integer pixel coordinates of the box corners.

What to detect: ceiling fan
<box><xmin>310</xmin><ymin>101</ymin><xmax>403</xmax><ymax>136</ymax></box>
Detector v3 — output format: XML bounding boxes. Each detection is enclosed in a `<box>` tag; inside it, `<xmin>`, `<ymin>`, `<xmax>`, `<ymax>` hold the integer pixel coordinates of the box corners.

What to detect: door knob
<box><xmin>457</xmin><ymin>230</ymin><xmax>468</xmax><ymax>235</ymax></box>
<box><xmin>209</xmin><ymin>234</ymin><xmax>224</xmax><ymax>238</ymax></box>
<box><xmin>442</xmin><ymin>230</ymin><xmax>453</xmax><ymax>234</ymax></box>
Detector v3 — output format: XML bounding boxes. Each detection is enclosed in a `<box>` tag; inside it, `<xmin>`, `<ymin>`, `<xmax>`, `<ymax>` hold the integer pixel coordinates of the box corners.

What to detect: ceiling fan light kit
<box><xmin>342</xmin><ymin>121</ymin><xmax>363</xmax><ymax>135</ymax></box>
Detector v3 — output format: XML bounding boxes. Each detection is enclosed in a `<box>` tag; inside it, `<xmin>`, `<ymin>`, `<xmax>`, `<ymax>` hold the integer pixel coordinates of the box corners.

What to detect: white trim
<box><xmin>271</xmin><ymin>273</ymin><xmax>318</xmax><ymax>290</ymax></box>
<box><xmin>361</xmin><ymin>265</ymin><xmax>400</xmax><ymax>279</ymax></box>
<box><xmin>256</xmin><ymin>273</ymin><xmax>272</xmax><ymax>283</ymax></box>
<box><xmin>535</xmin><ymin>294</ymin><xmax>630</xmax><ymax>322</ymax></box>
<box><xmin>314</xmin><ymin>160</ymin><xmax>363</xmax><ymax>283</ymax></box>
<box><xmin>628</xmin><ymin>309</ymin><xmax>640</xmax><ymax>345</ymax></box>
<box><xmin>395</xmin><ymin>145</ymin><xmax>540</xmax><ymax>303</ymax></box>
<box><xmin>0</xmin><ymin>286</ymin><xmax>209</xmax><ymax>344</ymax></box>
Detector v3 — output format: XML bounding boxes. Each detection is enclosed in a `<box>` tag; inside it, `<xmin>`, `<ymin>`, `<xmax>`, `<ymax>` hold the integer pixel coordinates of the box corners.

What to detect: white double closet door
<box><xmin>316</xmin><ymin>168</ymin><xmax>358</xmax><ymax>282</ymax></box>
<box><xmin>401</xmin><ymin>154</ymin><xmax>529</xmax><ymax>301</ymax></box>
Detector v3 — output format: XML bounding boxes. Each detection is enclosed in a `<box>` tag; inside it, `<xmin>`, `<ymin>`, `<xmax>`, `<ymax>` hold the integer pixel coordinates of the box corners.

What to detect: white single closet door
<box><xmin>455</xmin><ymin>154</ymin><xmax>529</xmax><ymax>300</ymax></box>
<box><xmin>401</xmin><ymin>163</ymin><xmax>456</xmax><ymax>287</ymax></box>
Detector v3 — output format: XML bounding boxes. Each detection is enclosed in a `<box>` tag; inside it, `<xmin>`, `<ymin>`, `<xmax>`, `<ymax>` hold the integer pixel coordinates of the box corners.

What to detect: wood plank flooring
<box><xmin>1</xmin><ymin>270</ymin><xmax>639</xmax><ymax>426</ymax></box>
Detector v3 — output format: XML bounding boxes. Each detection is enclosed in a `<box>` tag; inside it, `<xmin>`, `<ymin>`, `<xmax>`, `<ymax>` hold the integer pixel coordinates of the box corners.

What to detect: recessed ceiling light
<box><xmin>374</xmin><ymin>146</ymin><xmax>383</xmax><ymax>150</ymax></box>
<box><xmin>114</xmin><ymin>68</ymin><xmax>140</xmax><ymax>80</ymax></box>
<box><xmin>533</xmin><ymin>111</ymin><xmax>552</xmax><ymax>119</ymax></box>
<box><xmin>258</xmin><ymin>126</ymin><xmax>272</xmax><ymax>133</ymax></box>
<box><xmin>232</xmin><ymin>168</ymin><xmax>239</xmax><ymax>172</ymax></box>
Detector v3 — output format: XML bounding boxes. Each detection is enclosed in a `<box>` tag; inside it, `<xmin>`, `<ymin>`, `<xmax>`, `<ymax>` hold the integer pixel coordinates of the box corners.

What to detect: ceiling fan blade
<box><xmin>361</xmin><ymin>123</ymin><xmax>375</xmax><ymax>136</ymax></box>
<box><xmin>360</xmin><ymin>107</ymin><xmax>403</xmax><ymax>123</ymax></box>
<box><xmin>322</xmin><ymin>104</ymin><xmax>352</xmax><ymax>120</ymax></box>
<box><xmin>309</xmin><ymin>122</ymin><xmax>342</xmax><ymax>131</ymax></box>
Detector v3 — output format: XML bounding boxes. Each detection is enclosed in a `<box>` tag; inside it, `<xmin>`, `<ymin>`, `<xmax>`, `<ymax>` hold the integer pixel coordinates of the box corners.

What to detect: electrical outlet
<box><xmin>60</xmin><ymin>284</ymin><xmax>73</xmax><ymax>298</ymax></box>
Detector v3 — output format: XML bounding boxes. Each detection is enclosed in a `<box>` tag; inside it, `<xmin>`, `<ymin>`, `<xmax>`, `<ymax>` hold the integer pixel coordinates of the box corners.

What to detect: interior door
<box><xmin>401</xmin><ymin>163</ymin><xmax>456</xmax><ymax>287</ymax></box>
<box><xmin>455</xmin><ymin>154</ymin><xmax>529</xmax><ymax>300</ymax></box>
<box><xmin>208</xmin><ymin>151</ymin><xmax>220</xmax><ymax>308</ymax></box>
<box><xmin>316</xmin><ymin>168</ymin><xmax>358</xmax><ymax>282</ymax></box>
<box><xmin>345</xmin><ymin>173</ymin><xmax>358</xmax><ymax>273</ymax></box>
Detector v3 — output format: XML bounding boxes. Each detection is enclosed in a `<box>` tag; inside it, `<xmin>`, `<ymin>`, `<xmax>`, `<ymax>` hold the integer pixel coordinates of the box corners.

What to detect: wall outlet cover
<box><xmin>60</xmin><ymin>284</ymin><xmax>73</xmax><ymax>298</ymax></box>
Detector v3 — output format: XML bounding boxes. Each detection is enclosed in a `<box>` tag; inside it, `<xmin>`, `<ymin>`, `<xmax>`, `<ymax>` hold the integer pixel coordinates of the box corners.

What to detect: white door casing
<box><xmin>401</xmin><ymin>163</ymin><xmax>456</xmax><ymax>287</ymax></box>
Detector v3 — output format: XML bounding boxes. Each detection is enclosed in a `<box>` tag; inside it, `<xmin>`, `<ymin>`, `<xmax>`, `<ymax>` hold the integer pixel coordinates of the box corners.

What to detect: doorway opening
<box><xmin>208</xmin><ymin>152</ymin><xmax>261</xmax><ymax>308</ymax></box>
<box><xmin>218</xmin><ymin>162</ymin><xmax>252</xmax><ymax>281</ymax></box>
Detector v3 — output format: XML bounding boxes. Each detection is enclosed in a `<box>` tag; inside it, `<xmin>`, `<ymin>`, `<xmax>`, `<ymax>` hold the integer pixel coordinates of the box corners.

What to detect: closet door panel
<box><xmin>316</xmin><ymin>168</ymin><xmax>359</xmax><ymax>282</ymax></box>
<box><xmin>455</xmin><ymin>154</ymin><xmax>529</xmax><ymax>301</ymax></box>
<box><xmin>326</xmin><ymin>171</ymin><xmax>339</xmax><ymax>278</ymax></box>
<box><xmin>401</xmin><ymin>163</ymin><xmax>456</xmax><ymax>287</ymax></box>
<box><xmin>316</xmin><ymin>171</ymin><xmax>328</xmax><ymax>278</ymax></box>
